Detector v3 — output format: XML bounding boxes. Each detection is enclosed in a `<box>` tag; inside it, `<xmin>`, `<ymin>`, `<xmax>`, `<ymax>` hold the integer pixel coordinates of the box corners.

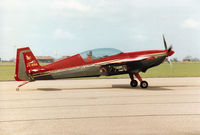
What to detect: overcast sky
<box><xmin>1</xmin><ymin>0</ymin><xmax>200</xmax><ymax>60</ymax></box>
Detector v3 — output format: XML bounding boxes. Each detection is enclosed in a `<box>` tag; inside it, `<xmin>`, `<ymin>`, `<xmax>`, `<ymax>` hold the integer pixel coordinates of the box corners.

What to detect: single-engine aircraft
<box><xmin>15</xmin><ymin>35</ymin><xmax>174</xmax><ymax>90</ymax></box>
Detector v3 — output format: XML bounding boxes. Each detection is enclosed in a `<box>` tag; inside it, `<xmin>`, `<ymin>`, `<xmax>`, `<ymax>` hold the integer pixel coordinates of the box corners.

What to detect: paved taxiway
<box><xmin>0</xmin><ymin>77</ymin><xmax>200</xmax><ymax>135</ymax></box>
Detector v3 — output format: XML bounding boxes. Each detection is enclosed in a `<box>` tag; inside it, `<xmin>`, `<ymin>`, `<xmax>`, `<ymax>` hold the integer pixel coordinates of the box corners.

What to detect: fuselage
<box><xmin>31</xmin><ymin>49</ymin><xmax>174</xmax><ymax>80</ymax></box>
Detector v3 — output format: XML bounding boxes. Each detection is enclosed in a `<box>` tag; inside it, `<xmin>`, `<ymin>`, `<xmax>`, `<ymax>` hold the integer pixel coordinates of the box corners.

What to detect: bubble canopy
<box><xmin>80</xmin><ymin>48</ymin><xmax>122</xmax><ymax>61</ymax></box>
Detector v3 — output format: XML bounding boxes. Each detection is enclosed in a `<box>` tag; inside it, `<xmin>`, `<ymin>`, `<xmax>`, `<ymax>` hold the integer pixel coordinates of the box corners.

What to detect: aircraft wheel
<box><xmin>130</xmin><ymin>80</ymin><xmax>138</xmax><ymax>87</ymax></box>
<box><xmin>140</xmin><ymin>81</ymin><xmax>148</xmax><ymax>88</ymax></box>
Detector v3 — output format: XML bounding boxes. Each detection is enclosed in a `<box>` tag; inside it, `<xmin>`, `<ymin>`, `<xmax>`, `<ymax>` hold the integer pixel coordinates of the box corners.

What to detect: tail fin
<box><xmin>15</xmin><ymin>47</ymin><xmax>41</xmax><ymax>81</ymax></box>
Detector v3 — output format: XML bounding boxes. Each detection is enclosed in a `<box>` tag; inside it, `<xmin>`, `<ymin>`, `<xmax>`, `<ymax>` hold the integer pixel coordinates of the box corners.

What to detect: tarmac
<box><xmin>0</xmin><ymin>77</ymin><xmax>200</xmax><ymax>135</ymax></box>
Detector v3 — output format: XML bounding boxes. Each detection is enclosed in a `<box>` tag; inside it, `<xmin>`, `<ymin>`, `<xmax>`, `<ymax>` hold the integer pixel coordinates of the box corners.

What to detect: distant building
<box><xmin>182</xmin><ymin>58</ymin><xmax>190</xmax><ymax>62</ymax></box>
<box><xmin>36</xmin><ymin>56</ymin><xmax>54</xmax><ymax>63</ymax></box>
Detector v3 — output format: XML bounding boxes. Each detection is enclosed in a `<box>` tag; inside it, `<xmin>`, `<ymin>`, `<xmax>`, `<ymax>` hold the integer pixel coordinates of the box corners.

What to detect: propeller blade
<box><xmin>162</xmin><ymin>35</ymin><xmax>174</xmax><ymax>68</ymax></box>
<box><xmin>169</xmin><ymin>57</ymin><xmax>173</xmax><ymax>68</ymax></box>
<box><xmin>166</xmin><ymin>57</ymin><xmax>173</xmax><ymax>68</ymax></box>
<box><xmin>168</xmin><ymin>45</ymin><xmax>172</xmax><ymax>53</ymax></box>
<box><xmin>166</xmin><ymin>57</ymin><xmax>171</xmax><ymax>64</ymax></box>
<box><xmin>163</xmin><ymin>34</ymin><xmax>167</xmax><ymax>50</ymax></box>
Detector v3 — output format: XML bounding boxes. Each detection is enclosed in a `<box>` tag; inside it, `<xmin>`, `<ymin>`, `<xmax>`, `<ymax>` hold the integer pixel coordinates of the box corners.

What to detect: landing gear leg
<box><xmin>129</xmin><ymin>73</ymin><xmax>138</xmax><ymax>87</ymax></box>
<box><xmin>134</xmin><ymin>73</ymin><xmax>148</xmax><ymax>88</ymax></box>
<box><xmin>16</xmin><ymin>81</ymin><xmax>33</xmax><ymax>91</ymax></box>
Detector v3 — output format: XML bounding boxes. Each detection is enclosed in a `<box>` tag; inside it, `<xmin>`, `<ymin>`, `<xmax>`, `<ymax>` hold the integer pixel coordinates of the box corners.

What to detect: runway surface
<box><xmin>0</xmin><ymin>77</ymin><xmax>200</xmax><ymax>135</ymax></box>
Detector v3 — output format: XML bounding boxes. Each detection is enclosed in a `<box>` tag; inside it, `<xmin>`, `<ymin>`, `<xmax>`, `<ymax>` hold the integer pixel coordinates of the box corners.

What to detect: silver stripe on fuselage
<box><xmin>32</xmin><ymin>51</ymin><xmax>167</xmax><ymax>78</ymax></box>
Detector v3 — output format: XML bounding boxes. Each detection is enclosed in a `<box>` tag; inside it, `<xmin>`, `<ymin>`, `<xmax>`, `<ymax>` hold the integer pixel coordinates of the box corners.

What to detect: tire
<box><xmin>140</xmin><ymin>81</ymin><xmax>148</xmax><ymax>88</ymax></box>
<box><xmin>130</xmin><ymin>80</ymin><xmax>138</xmax><ymax>87</ymax></box>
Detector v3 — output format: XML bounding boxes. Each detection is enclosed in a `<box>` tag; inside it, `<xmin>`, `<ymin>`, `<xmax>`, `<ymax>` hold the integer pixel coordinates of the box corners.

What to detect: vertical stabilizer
<box><xmin>15</xmin><ymin>47</ymin><xmax>41</xmax><ymax>81</ymax></box>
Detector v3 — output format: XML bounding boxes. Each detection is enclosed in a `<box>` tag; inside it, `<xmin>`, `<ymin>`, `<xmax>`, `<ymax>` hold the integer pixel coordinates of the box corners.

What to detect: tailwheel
<box><xmin>130</xmin><ymin>80</ymin><xmax>138</xmax><ymax>87</ymax></box>
<box><xmin>140</xmin><ymin>81</ymin><xmax>148</xmax><ymax>88</ymax></box>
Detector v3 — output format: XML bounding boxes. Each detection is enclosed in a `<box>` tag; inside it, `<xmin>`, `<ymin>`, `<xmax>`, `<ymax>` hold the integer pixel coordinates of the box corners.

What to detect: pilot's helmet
<box><xmin>87</xmin><ymin>51</ymin><xmax>92</xmax><ymax>56</ymax></box>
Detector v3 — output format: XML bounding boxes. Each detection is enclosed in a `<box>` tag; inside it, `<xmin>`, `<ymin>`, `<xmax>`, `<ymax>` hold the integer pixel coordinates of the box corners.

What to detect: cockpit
<box><xmin>80</xmin><ymin>48</ymin><xmax>122</xmax><ymax>62</ymax></box>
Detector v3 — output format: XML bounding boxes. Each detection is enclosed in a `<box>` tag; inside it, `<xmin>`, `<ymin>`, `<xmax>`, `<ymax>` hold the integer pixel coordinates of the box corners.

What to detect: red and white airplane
<box><xmin>15</xmin><ymin>35</ymin><xmax>174</xmax><ymax>90</ymax></box>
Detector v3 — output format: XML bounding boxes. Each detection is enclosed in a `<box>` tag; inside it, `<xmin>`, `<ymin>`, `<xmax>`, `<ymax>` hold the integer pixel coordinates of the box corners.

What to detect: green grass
<box><xmin>0</xmin><ymin>65</ymin><xmax>15</xmax><ymax>81</ymax></box>
<box><xmin>0</xmin><ymin>62</ymin><xmax>200</xmax><ymax>81</ymax></box>
<box><xmin>143</xmin><ymin>62</ymin><xmax>200</xmax><ymax>77</ymax></box>
<box><xmin>99</xmin><ymin>62</ymin><xmax>200</xmax><ymax>79</ymax></box>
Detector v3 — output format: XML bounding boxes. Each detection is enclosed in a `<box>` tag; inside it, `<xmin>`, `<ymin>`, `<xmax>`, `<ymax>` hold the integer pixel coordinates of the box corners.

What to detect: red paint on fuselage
<box><xmin>42</xmin><ymin>49</ymin><xmax>172</xmax><ymax>72</ymax></box>
<box><xmin>43</xmin><ymin>54</ymin><xmax>85</xmax><ymax>71</ymax></box>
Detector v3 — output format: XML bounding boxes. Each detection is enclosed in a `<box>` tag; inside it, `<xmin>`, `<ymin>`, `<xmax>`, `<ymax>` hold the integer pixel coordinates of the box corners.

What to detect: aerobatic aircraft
<box><xmin>15</xmin><ymin>35</ymin><xmax>174</xmax><ymax>90</ymax></box>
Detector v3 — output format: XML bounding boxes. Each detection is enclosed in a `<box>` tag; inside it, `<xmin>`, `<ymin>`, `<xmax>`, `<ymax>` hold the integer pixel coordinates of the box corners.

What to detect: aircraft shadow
<box><xmin>37</xmin><ymin>85</ymin><xmax>172</xmax><ymax>91</ymax></box>
<box><xmin>37</xmin><ymin>87</ymin><xmax>111</xmax><ymax>91</ymax></box>
<box><xmin>37</xmin><ymin>88</ymin><xmax>62</xmax><ymax>91</ymax></box>
<box><xmin>112</xmin><ymin>84</ymin><xmax>173</xmax><ymax>91</ymax></box>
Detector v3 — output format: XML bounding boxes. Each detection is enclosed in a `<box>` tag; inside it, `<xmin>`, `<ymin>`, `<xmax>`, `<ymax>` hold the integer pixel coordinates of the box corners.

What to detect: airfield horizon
<box><xmin>0</xmin><ymin>62</ymin><xmax>200</xmax><ymax>81</ymax></box>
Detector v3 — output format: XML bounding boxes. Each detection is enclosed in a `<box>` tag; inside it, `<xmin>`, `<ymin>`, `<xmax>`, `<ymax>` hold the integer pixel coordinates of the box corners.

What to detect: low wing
<box><xmin>96</xmin><ymin>51</ymin><xmax>167</xmax><ymax>66</ymax></box>
<box><xmin>106</xmin><ymin>56</ymin><xmax>148</xmax><ymax>64</ymax></box>
<box><xmin>96</xmin><ymin>56</ymin><xmax>149</xmax><ymax>66</ymax></box>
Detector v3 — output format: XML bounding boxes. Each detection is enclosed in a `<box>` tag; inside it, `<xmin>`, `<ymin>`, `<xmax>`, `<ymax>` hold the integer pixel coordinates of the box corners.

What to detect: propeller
<box><xmin>163</xmin><ymin>35</ymin><xmax>167</xmax><ymax>50</ymax></box>
<box><xmin>162</xmin><ymin>35</ymin><xmax>173</xmax><ymax>66</ymax></box>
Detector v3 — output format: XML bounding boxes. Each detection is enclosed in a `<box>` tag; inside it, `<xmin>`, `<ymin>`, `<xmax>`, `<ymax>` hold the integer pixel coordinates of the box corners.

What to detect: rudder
<box><xmin>15</xmin><ymin>47</ymin><xmax>41</xmax><ymax>81</ymax></box>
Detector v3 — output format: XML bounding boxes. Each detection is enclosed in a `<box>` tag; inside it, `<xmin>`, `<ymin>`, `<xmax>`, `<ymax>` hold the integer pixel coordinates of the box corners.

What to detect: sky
<box><xmin>0</xmin><ymin>0</ymin><xmax>200</xmax><ymax>60</ymax></box>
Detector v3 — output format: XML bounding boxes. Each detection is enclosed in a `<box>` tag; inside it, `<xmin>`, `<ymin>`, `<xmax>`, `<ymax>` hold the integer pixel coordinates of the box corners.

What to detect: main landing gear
<box><xmin>129</xmin><ymin>73</ymin><xmax>148</xmax><ymax>88</ymax></box>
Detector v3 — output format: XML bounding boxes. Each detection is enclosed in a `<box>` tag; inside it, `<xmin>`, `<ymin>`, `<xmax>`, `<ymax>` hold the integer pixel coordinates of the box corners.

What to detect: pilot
<box><xmin>87</xmin><ymin>51</ymin><xmax>93</xmax><ymax>62</ymax></box>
